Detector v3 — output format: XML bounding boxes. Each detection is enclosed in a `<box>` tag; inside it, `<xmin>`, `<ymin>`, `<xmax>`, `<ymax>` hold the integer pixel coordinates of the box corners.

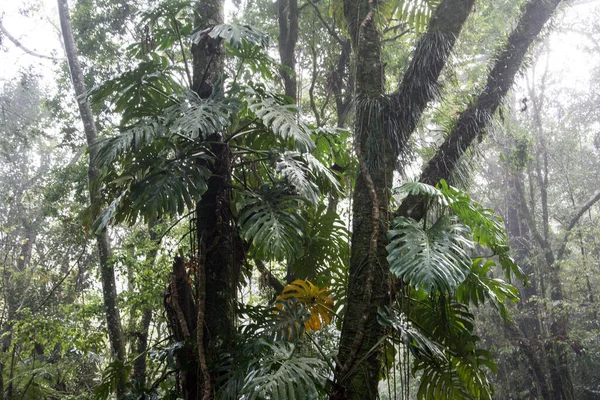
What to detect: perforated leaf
<box><xmin>241</xmin><ymin>342</ymin><xmax>326</xmax><ymax>400</ymax></box>
<box><xmin>237</xmin><ymin>184</ymin><xmax>307</xmax><ymax>261</ymax></box>
<box><xmin>386</xmin><ymin>215</ymin><xmax>473</xmax><ymax>293</ymax></box>
<box><xmin>277</xmin><ymin>280</ymin><xmax>334</xmax><ymax>333</ymax></box>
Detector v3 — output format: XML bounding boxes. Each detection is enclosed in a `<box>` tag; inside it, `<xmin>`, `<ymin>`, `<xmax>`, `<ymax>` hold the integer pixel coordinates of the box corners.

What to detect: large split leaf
<box><xmin>386</xmin><ymin>215</ymin><xmax>473</xmax><ymax>293</ymax></box>
<box><xmin>277</xmin><ymin>280</ymin><xmax>334</xmax><ymax>333</ymax></box>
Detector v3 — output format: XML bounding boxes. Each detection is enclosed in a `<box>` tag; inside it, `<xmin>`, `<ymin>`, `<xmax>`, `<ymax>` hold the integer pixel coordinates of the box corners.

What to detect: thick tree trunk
<box><xmin>333</xmin><ymin>1</ymin><xmax>476</xmax><ymax>398</ymax></box>
<box><xmin>332</xmin><ymin>0</ymin><xmax>391</xmax><ymax>395</ymax></box>
<box><xmin>166</xmin><ymin>0</ymin><xmax>243</xmax><ymax>398</ymax></box>
<box><xmin>57</xmin><ymin>0</ymin><xmax>126</xmax><ymax>396</ymax></box>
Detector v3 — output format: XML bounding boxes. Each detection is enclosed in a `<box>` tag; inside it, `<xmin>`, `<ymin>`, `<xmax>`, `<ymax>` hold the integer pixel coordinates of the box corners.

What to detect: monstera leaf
<box><xmin>276</xmin><ymin>280</ymin><xmax>334</xmax><ymax>333</ymax></box>
<box><xmin>386</xmin><ymin>215</ymin><xmax>473</xmax><ymax>293</ymax></box>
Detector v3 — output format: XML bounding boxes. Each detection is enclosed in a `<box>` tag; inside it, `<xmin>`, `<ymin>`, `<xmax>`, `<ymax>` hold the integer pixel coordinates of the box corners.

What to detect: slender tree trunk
<box><xmin>278</xmin><ymin>0</ymin><xmax>299</xmax><ymax>100</ymax></box>
<box><xmin>131</xmin><ymin>221</ymin><xmax>160</xmax><ymax>391</ymax></box>
<box><xmin>57</xmin><ymin>0</ymin><xmax>126</xmax><ymax>396</ymax></box>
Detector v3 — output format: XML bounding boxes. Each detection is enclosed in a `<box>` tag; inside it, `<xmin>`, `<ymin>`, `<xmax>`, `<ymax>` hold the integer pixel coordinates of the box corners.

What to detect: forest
<box><xmin>1</xmin><ymin>0</ymin><xmax>599</xmax><ymax>398</ymax></box>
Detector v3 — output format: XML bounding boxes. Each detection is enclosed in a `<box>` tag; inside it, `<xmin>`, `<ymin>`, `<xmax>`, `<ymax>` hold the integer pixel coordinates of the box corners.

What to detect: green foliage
<box><xmin>237</xmin><ymin>183</ymin><xmax>308</xmax><ymax>261</ymax></box>
<box><xmin>387</xmin><ymin>215</ymin><xmax>473</xmax><ymax>293</ymax></box>
<box><xmin>241</xmin><ymin>299</ymin><xmax>311</xmax><ymax>342</ymax></box>
<box><xmin>395</xmin><ymin>0</ymin><xmax>441</xmax><ymax>33</ymax></box>
<box><xmin>195</xmin><ymin>24</ymin><xmax>270</xmax><ymax>48</ymax></box>
<box><xmin>247</xmin><ymin>93</ymin><xmax>315</xmax><ymax>152</ymax></box>
<box><xmin>456</xmin><ymin>259</ymin><xmax>519</xmax><ymax>318</ymax></box>
<box><xmin>241</xmin><ymin>341</ymin><xmax>327</xmax><ymax>399</ymax></box>
<box><xmin>288</xmin><ymin>204</ymin><xmax>349</xmax><ymax>314</ymax></box>
<box><xmin>93</xmin><ymin>358</ymin><xmax>132</xmax><ymax>400</ymax></box>
<box><xmin>410</xmin><ymin>297</ymin><xmax>496</xmax><ymax>400</ymax></box>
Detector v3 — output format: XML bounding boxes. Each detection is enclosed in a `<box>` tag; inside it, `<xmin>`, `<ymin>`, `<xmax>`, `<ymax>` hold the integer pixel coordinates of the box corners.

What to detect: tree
<box><xmin>57</xmin><ymin>0</ymin><xmax>126</xmax><ymax>396</ymax></box>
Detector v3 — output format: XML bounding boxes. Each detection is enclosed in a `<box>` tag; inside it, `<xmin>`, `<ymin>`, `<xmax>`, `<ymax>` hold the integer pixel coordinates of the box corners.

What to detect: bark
<box><xmin>331</xmin><ymin>0</ymin><xmax>391</xmax><ymax>396</ymax></box>
<box><xmin>397</xmin><ymin>0</ymin><xmax>565</xmax><ymax>220</ymax></box>
<box><xmin>165</xmin><ymin>257</ymin><xmax>199</xmax><ymax>399</ymax></box>
<box><xmin>332</xmin><ymin>1</ymin><xmax>476</xmax><ymax>398</ymax></box>
<box><xmin>166</xmin><ymin>0</ymin><xmax>244</xmax><ymax>398</ymax></box>
<box><xmin>57</xmin><ymin>0</ymin><xmax>126</xmax><ymax>396</ymax></box>
<box><xmin>391</xmin><ymin>0</ymin><xmax>476</xmax><ymax>159</ymax></box>
<box><xmin>192</xmin><ymin>0</ymin><xmax>224</xmax><ymax>98</ymax></box>
<box><xmin>131</xmin><ymin>221</ymin><xmax>160</xmax><ymax>391</ymax></box>
<box><xmin>277</xmin><ymin>0</ymin><xmax>299</xmax><ymax>100</ymax></box>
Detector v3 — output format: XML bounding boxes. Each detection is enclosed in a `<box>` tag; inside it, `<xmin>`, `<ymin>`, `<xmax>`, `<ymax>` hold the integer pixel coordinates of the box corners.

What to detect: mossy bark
<box><xmin>331</xmin><ymin>0</ymin><xmax>392</xmax><ymax>398</ymax></box>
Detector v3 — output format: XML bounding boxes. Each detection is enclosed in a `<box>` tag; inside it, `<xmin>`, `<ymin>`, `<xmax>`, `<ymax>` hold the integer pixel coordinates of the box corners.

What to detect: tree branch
<box><xmin>305</xmin><ymin>0</ymin><xmax>344</xmax><ymax>45</ymax></box>
<box><xmin>390</xmin><ymin>0</ymin><xmax>476</xmax><ymax>159</ymax></box>
<box><xmin>0</xmin><ymin>20</ymin><xmax>60</xmax><ymax>61</ymax></box>
<box><xmin>255</xmin><ymin>260</ymin><xmax>285</xmax><ymax>294</ymax></box>
<box><xmin>556</xmin><ymin>190</ymin><xmax>600</xmax><ymax>261</ymax></box>
<box><xmin>396</xmin><ymin>0</ymin><xmax>565</xmax><ymax>220</ymax></box>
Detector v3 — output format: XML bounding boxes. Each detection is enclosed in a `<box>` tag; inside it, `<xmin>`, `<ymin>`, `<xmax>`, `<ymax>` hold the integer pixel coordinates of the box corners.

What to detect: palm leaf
<box><xmin>386</xmin><ymin>215</ymin><xmax>473</xmax><ymax>293</ymax></box>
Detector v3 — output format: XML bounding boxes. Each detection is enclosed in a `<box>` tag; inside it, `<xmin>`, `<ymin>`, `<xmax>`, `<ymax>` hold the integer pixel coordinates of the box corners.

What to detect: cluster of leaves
<box><xmin>88</xmin><ymin>15</ymin><xmax>346</xmax><ymax>398</ymax></box>
<box><xmin>217</xmin><ymin>280</ymin><xmax>333</xmax><ymax>399</ymax></box>
<box><xmin>383</xmin><ymin>180</ymin><xmax>522</xmax><ymax>399</ymax></box>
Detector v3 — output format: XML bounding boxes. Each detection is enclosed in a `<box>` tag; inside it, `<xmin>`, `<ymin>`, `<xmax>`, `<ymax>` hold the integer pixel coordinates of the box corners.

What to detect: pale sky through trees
<box><xmin>2</xmin><ymin>0</ymin><xmax>600</xmax><ymax>94</ymax></box>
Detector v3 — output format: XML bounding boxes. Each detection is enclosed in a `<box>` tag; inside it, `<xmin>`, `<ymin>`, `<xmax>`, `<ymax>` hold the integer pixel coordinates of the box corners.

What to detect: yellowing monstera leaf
<box><xmin>276</xmin><ymin>280</ymin><xmax>334</xmax><ymax>332</ymax></box>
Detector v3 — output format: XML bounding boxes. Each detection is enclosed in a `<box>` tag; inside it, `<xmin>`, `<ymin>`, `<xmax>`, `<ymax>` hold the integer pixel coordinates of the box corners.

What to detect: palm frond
<box><xmin>386</xmin><ymin>216</ymin><xmax>473</xmax><ymax>293</ymax></box>
<box><xmin>396</xmin><ymin>0</ymin><xmax>441</xmax><ymax>34</ymax></box>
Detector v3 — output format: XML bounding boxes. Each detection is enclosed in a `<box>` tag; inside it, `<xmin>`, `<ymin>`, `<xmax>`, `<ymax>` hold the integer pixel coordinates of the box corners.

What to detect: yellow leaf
<box><xmin>276</xmin><ymin>279</ymin><xmax>334</xmax><ymax>333</ymax></box>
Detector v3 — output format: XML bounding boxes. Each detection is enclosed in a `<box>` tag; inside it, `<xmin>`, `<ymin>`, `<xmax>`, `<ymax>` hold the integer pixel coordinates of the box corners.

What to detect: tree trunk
<box><xmin>57</xmin><ymin>0</ymin><xmax>126</xmax><ymax>396</ymax></box>
<box><xmin>278</xmin><ymin>0</ymin><xmax>299</xmax><ymax>100</ymax></box>
<box><xmin>332</xmin><ymin>0</ymin><xmax>391</xmax><ymax>395</ymax></box>
<box><xmin>333</xmin><ymin>1</ymin><xmax>476</xmax><ymax>398</ymax></box>
<box><xmin>165</xmin><ymin>0</ymin><xmax>243</xmax><ymax>398</ymax></box>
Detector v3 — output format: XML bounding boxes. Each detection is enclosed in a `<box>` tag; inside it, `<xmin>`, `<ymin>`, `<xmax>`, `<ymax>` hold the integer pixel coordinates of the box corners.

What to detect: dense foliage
<box><xmin>1</xmin><ymin>0</ymin><xmax>599</xmax><ymax>399</ymax></box>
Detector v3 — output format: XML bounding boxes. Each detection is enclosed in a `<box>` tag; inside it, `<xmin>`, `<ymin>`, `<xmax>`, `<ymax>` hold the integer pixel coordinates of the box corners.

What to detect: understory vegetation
<box><xmin>1</xmin><ymin>0</ymin><xmax>599</xmax><ymax>399</ymax></box>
